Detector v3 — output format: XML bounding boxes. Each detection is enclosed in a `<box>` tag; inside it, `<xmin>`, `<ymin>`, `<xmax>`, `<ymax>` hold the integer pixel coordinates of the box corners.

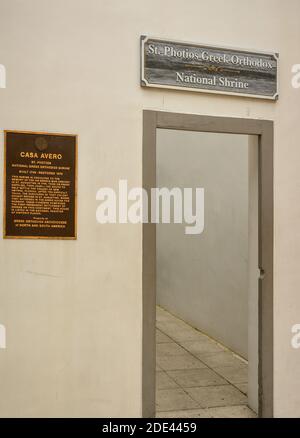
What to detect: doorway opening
<box><xmin>142</xmin><ymin>112</ymin><xmax>273</xmax><ymax>418</ymax></box>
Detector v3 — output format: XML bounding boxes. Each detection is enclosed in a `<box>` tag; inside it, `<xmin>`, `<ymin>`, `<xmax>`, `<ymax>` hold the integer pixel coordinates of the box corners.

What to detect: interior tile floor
<box><xmin>156</xmin><ymin>306</ymin><xmax>257</xmax><ymax>418</ymax></box>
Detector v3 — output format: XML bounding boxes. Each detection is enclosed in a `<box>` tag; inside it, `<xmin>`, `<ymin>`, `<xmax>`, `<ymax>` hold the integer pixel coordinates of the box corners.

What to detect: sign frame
<box><xmin>3</xmin><ymin>130</ymin><xmax>78</xmax><ymax>240</ymax></box>
<box><xmin>141</xmin><ymin>35</ymin><xmax>279</xmax><ymax>100</ymax></box>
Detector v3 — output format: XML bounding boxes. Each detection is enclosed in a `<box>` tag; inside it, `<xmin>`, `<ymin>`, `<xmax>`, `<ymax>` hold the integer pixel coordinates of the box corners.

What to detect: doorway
<box><xmin>142</xmin><ymin>111</ymin><xmax>273</xmax><ymax>418</ymax></box>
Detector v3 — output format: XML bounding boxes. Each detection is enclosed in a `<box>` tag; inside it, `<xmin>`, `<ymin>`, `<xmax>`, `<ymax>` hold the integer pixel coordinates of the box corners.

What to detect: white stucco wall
<box><xmin>0</xmin><ymin>0</ymin><xmax>299</xmax><ymax>417</ymax></box>
<box><xmin>156</xmin><ymin>130</ymin><xmax>249</xmax><ymax>359</ymax></box>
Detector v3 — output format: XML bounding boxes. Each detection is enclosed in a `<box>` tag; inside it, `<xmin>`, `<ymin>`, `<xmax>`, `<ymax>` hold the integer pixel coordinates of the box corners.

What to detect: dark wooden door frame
<box><xmin>142</xmin><ymin>110</ymin><xmax>274</xmax><ymax>418</ymax></box>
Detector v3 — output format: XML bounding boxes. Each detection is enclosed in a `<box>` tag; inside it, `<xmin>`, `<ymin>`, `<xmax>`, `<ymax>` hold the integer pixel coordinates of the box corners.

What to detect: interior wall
<box><xmin>156</xmin><ymin>129</ymin><xmax>249</xmax><ymax>358</ymax></box>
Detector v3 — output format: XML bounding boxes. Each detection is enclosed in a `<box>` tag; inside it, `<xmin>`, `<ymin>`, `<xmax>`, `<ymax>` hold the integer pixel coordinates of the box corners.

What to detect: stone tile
<box><xmin>181</xmin><ymin>340</ymin><xmax>226</xmax><ymax>355</ymax></box>
<box><xmin>156</xmin><ymin>330</ymin><xmax>172</xmax><ymax>344</ymax></box>
<box><xmin>176</xmin><ymin>332</ymin><xmax>210</xmax><ymax>344</ymax></box>
<box><xmin>234</xmin><ymin>383</ymin><xmax>248</xmax><ymax>395</ymax></box>
<box><xmin>156</xmin><ymin>371</ymin><xmax>179</xmax><ymax>390</ymax></box>
<box><xmin>156</xmin><ymin>307</ymin><xmax>175</xmax><ymax>323</ymax></box>
<box><xmin>157</xmin><ymin>320</ymin><xmax>190</xmax><ymax>333</ymax></box>
<box><xmin>156</xmin><ymin>409</ymin><xmax>211</xmax><ymax>418</ymax></box>
<box><xmin>156</xmin><ymin>388</ymin><xmax>199</xmax><ymax>412</ymax></box>
<box><xmin>157</xmin><ymin>342</ymin><xmax>187</xmax><ymax>357</ymax></box>
<box><xmin>168</xmin><ymin>368</ymin><xmax>228</xmax><ymax>388</ymax></box>
<box><xmin>186</xmin><ymin>385</ymin><xmax>247</xmax><ymax>408</ymax></box>
<box><xmin>157</xmin><ymin>405</ymin><xmax>256</xmax><ymax>418</ymax></box>
<box><xmin>196</xmin><ymin>352</ymin><xmax>246</xmax><ymax>369</ymax></box>
<box><xmin>155</xmin><ymin>307</ymin><xmax>251</xmax><ymax>418</ymax></box>
<box><xmin>214</xmin><ymin>365</ymin><xmax>248</xmax><ymax>384</ymax></box>
<box><xmin>157</xmin><ymin>353</ymin><xmax>208</xmax><ymax>371</ymax></box>
<box><xmin>171</xmin><ymin>329</ymin><xmax>207</xmax><ymax>342</ymax></box>
<box><xmin>206</xmin><ymin>405</ymin><xmax>257</xmax><ymax>418</ymax></box>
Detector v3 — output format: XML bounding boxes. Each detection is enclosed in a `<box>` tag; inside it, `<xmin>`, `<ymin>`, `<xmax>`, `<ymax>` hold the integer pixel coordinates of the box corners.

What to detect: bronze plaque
<box><xmin>4</xmin><ymin>131</ymin><xmax>77</xmax><ymax>239</ymax></box>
